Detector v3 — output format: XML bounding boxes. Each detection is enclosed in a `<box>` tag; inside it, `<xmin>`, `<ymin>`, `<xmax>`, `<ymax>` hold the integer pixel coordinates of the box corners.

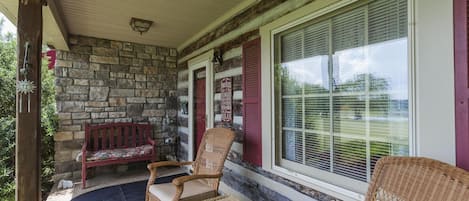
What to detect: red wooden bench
<box><xmin>81</xmin><ymin>123</ymin><xmax>156</xmax><ymax>188</ymax></box>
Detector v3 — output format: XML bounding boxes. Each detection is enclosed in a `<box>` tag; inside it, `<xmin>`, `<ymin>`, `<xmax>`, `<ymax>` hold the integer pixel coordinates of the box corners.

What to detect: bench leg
<box><xmin>82</xmin><ymin>165</ymin><xmax>86</xmax><ymax>189</ymax></box>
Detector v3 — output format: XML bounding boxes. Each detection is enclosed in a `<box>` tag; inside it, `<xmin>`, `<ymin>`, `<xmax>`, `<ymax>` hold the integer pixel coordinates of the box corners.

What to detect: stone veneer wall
<box><xmin>177</xmin><ymin>0</ymin><xmax>340</xmax><ymax>200</ymax></box>
<box><xmin>53</xmin><ymin>35</ymin><xmax>178</xmax><ymax>180</ymax></box>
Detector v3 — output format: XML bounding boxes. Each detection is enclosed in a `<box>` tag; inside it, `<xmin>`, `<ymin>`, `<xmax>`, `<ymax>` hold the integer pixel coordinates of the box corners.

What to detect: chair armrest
<box><xmin>172</xmin><ymin>174</ymin><xmax>222</xmax><ymax>186</ymax></box>
<box><xmin>146</xmin><ymin>161</ymin><xmax>194</xmax><ymax>200</ymax></box>
<box><xmin>147</xmin><ymin>161</ymin><xmax>193</xmax><ymax>170</ymax></box>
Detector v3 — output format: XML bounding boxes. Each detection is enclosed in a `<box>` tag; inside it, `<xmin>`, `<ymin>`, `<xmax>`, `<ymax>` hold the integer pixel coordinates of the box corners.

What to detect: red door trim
<box><xmin>194</xmin><ymin>72</ymin><xmax>206</xmax><ymax>155</ymax></box>
<box><xmin>454</xmin><ymin>0</ymin><xmax>469</xmax><ymax>170</ymax></box>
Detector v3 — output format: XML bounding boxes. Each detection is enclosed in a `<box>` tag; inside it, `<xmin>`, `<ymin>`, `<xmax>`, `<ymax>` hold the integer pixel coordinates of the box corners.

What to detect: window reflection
<box><xmin>276</xmin><ymin>0</ymin><xmax>410</xmax><ymax>184</ymax></box>
<box><xmin>281</xmin><ymin>55</ymin><xmax>330</xmax><ymax>95</ymax></box>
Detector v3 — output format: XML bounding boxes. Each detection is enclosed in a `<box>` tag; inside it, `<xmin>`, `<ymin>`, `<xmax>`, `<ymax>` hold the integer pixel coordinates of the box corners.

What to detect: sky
<box><xmin>0</xmin><ymin>12</ymin><xmax>16</xmax><ymax>36</ymax></box>
<box><xmin>282</xmin><ymin>38</ymin><xmax>409</xmax><ymax>100</ymax></box>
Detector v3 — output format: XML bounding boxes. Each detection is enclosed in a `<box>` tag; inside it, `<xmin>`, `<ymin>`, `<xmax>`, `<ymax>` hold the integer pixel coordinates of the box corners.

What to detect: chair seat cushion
<box><xmin>149</xmin><ymin>179</ymin><xmax>216</xmax><ymax>201</ymax></box>
<box><xmin>86</xmin><ymin>144</ymin><xmax>153</xmax><ymax>161</ymax></box>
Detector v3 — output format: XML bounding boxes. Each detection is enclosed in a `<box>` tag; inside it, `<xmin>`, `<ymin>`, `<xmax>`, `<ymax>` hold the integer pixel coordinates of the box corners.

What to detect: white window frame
<box><xmin>260</xmin><ymin>0</ymin><xmax>455</xmax><ymax>200</ymax></box>
<box><xmin>187</xmin><ymin>50</ymin><xmax>214</xmax><ymax>162</ymax></box>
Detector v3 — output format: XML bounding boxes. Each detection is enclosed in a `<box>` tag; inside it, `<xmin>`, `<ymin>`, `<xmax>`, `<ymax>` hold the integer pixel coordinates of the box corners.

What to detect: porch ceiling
<box><xmin>0</xmin><ymin>0</ymin><xmax>255</xmax><ymax>50</ymax></box>
<box><xmin>0</xmin><ymin>0</ymin><xmax>69</xmax><ymax>50</ymax></box>
<box><xmin>60</xmin><ymin>0</ymin><xmax>250</xmax><ymax>48</ymax></box>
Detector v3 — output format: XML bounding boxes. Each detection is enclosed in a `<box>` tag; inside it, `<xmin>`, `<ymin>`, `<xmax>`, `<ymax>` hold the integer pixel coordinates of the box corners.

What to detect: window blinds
<box><xmin>277</xmin><ymin>0</ymin><xmax>409</xmax><ymax>183</ymax></box>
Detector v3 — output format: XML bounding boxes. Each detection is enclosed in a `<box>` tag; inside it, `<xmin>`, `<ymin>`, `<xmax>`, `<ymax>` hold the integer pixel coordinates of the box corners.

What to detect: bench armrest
<box><xmin>146</xmin><ymin>137</ymin><xmax>155</xmax><ymax>146</ymax></box>
<box><xmin>81</xmin><ymin>142</ymin><xmax>87</xmax><ymax>164</ymax></box>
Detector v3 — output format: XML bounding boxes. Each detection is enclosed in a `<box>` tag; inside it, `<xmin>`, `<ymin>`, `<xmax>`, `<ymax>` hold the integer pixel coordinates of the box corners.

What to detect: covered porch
<box><xmin>1</xmin><ymin>0</ymin><xmax>468</xmax><ymax>200</ymax></box>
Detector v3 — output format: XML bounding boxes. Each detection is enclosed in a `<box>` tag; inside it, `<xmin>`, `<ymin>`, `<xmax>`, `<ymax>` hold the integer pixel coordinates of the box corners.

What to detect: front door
<box><xmin>194</xmin><ymin>68</ymin><xmax>206</xmax><ymax>156</ymax></box>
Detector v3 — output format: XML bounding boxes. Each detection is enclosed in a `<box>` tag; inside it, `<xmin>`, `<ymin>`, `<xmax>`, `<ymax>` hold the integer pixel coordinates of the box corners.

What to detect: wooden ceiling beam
<box><xmin>45</xmin><ymin>0</ymin><xmax>69</xmax><ymax>49</ymax></box>
<box><xmin>0</xmin><ymin>0</ymin><xmax>69</xmax><ymax>50</ymax></box>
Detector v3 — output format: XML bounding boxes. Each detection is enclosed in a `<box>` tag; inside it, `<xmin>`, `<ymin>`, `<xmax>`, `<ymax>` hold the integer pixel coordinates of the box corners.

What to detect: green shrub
<box><xmin>40</xmin><ymin>59</ymin><xmax>57</xmax><ymax>198</ymax></box>
<box><xmin>0</xmin><ymin>117</ymin><xmax>15</xmax><ymax>201</ymax></box>
<box><xmin>0</xmin><ymin>27</ymin><xmax>57</xmax><ymax>200</ymax></box>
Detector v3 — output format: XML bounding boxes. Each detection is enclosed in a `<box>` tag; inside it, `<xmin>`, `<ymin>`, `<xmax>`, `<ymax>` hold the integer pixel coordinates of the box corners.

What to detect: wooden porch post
<box><xmin>16</xmin><ymin>0</ymin><xmax>43</xmax><ymax>200</ymax></box>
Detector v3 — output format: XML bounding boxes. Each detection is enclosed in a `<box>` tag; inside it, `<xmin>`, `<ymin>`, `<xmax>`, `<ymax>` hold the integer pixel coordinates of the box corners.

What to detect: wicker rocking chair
<box><xmin>146</xmin><ymin>128</ymin><xmax>235</xmax><ymax>201</ymax></box>
<box><xmin>366</xmin><ymin>156</ymin><xmax>469</xmax><ymax>201</ymax></box>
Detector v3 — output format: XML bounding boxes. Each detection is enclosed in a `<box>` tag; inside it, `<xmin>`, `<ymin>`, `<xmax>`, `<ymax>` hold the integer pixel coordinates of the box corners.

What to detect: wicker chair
<box><xmin>366</xmin><ymin>156</ymin><xmax>469</xmax><ymax>201</ymax></box>
<box><xmin>146</xmin><ymin>128</ymin><xmax>235</xmax><ymax>201</ymax></box>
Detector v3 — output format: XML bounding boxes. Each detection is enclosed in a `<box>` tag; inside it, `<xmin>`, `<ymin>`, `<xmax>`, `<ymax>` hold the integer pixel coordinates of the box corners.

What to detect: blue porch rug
<box><xmin>72</xmin><ymin>173</ymin><xmax>188</xmax><ymax>201</ymax></box>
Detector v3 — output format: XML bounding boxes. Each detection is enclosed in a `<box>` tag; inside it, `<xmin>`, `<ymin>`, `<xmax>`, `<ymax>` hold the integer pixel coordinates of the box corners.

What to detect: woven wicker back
<box><xmin>366</xmin><ymin>157</ymin><xmax>469</xmax><ymax>201</ymax></box>
<box><xmin>193</xmin><ymin>128</ymin><xmax>235</xmax><ymax>189</ymax></box>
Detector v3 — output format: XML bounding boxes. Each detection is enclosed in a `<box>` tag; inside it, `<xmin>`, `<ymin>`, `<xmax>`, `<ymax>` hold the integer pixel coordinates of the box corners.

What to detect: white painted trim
<box><xmin>414</xmin><ymin>0</ymin><xmax>455</xmax><ymax>164</ymax></box>
<box><xmin>224</xmin><ymin>161</ymin><xmax>318</xmax><ymax>201</ymax></box>
<box><xmin>215</xmin><ymin>91</ymin><xmax>243</xmax><ymax>101</ymax></box>
<box><xmin>215</xmin><ymin>115</ymin><xmax>243</xmax><ymax>125</ymax></box>
<box><xmin>177</xmin><ymin>0</ymin><xmax>259</xmax><ymax>51</ymax></box>
<box><xmin>257</xmin><ymin>0</ymin><xmax>457</xmax><ymax>199</ymax></box>
<box><xmin>178</xmin><ymin>113</ymin><xmax>188</xmax><ymax>119</ymax></box>
<box><xmin>270</xmin><ymin>0</ymin><xmax>358</xmax><ymax>36</ymax></box>
<box><xmin>178</xmin><ymin>127</ymin><xmax>189</xmax><ymax>135</ymax></box>
<box><xmin>260</xmin><ymin>0</ymin><xmax>356</xmax><ymax>185</ymax></box>
<box><xmin>231</xmin><ymin>142</ymin><xmax>243</xmax><ymax>154</ymax></box>
<box><xmin>214</xmin><ymin>67</ymin><xmax>243</xmax><ymax>80</ymax></box>
<box><xmin>270</xmin><ymin>165</ymin><xmax>363</xmax><ymax>201</ymax></box>
<box><xmin>408</xmin><ymin>0</ymin><xmax>417</xmax><ymax>160</ymax></box>
<box><xmin>188</xmin><ymin>50</ymin><xmax>214</xmax><ymax>67</ymax></box>
<box><xmin>178</xmin><ymin>69</ymin><xmax>189</xmax><ymax>79</ymax></box>
<box><xmin>178</xmin><ymin>95</ymin><xmax>188</xmax><ymax>102</ymax></box>
<box><xmin>176</xmin><ymin>81</ymin><xmax>188</xmax><ymax>89</ymax></box>
<box><xmin>181</xmin><ymin>142</ymin><xmax>188</xmax><ymax>154</ymax></box>
<box><xmin>223</xmin><ymin>47</ymin><xmax>243</xmax><ymax>60</ymax></box>
<box><xmin>187</xmin><ymin>50</ymin><xmax>214</xmax><ymax>161</ymax></box>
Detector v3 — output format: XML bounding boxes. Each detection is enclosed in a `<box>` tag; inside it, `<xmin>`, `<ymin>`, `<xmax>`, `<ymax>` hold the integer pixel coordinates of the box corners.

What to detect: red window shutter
<box><xmin>455</xmin><ymin>0</ymin><xmax>469</xmax><ymax>171</ymax></box>
<box><xmin>242</xmin><ymin>38</ymin><xmax>262</xmax><ymax>166</ymax></box>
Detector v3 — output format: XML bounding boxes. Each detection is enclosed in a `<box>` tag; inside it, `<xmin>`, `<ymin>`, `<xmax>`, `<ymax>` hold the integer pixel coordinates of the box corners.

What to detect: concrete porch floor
<box><xmin>46</xmin><ymin>165</ymin><xmax>186</xmax><ymax>201</ymax></box>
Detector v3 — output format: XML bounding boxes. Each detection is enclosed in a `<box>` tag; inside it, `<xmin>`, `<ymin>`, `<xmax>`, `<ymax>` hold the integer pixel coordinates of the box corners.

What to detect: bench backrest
<box><xmin>85</xmin><ymin>123</ymin><xmax>153</xmax><ymax>151</ymax></box>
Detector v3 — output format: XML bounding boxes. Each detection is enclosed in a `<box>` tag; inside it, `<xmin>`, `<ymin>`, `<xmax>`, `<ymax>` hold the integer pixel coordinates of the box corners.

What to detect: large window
<box><xmin>274</xmin><ymin>0</ymin><xmax>410</xmax><ymax>190</ymax></box>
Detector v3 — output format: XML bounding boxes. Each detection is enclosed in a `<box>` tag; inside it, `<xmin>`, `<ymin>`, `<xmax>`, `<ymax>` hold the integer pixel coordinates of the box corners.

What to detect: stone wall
<box><xmin>54</xmin><ymin>35</ymin><xmax>178</xmax><ymax>180</ymax></box>
<box><xmin>176</xmin><ymin>0</ymin><xmax>341</xmax><ymax>200</ymax></box>
<box><xmin>176</xmin><ymin>61</ymin><xmax>189</xmax><ymax>160</ymax></box>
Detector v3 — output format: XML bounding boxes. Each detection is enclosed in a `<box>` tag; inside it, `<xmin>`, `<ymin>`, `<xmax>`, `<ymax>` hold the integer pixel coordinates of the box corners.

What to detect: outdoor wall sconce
<box><xmin>180</xmin><ymin>102</ymin><xmax>188</xmax><ymax>115</ymax></box>
<box><xmin>130</xmin><ymin>17</ymin><xmax>153</xmax><ymax>35</ymax></box>
<box><xmin>212</xmin><ymin>49</ymin><xmax>223</xmax><ymax>66</ymax></box>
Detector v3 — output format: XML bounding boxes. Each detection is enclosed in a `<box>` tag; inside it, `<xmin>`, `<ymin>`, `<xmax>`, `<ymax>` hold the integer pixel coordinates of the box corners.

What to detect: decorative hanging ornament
<box><xmin>17</xmin><ymin>79</ymin><xmax>36</xmax><ymax>94</ymax></box>
<box><xmin>17</xmin><ymin>79</ymin><xmax>36</xmax><ymax>113</ymax></box>
<box><xmin>18</xmin><ymin>41</ymin><xmax>34</xmax><ymax>113</ymax></box>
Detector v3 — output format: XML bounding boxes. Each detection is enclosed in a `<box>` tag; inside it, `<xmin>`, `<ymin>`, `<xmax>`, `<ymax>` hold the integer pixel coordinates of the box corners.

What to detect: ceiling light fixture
<box><xmin>130</xmin><ymin>17</ymin><xmax>153</xmax><ymax>35</ymax></box>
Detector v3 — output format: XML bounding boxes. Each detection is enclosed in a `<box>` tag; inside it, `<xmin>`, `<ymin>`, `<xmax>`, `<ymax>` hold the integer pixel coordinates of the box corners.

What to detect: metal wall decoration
<box><xmin>17</xmin><ymin>42</ymin><xmax>36</xmax><ymax>113</ymax></box>
<box><xmin>221</xmin><ymin>77</ymin><xmax>232</xmax><ymax>122</ymax></box>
